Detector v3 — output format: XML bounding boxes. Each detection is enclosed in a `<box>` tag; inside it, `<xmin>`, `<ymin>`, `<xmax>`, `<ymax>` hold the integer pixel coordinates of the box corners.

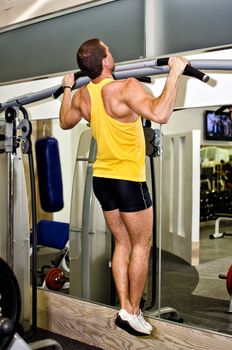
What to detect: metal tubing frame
<box><xmin>81</xmin><ymin>137</ymin><xmax>97</xmax><ymax>299</ymax></box>
<box><xmin>6</xmin><ymin>153</ymin><xmax>14</xmax><ymax>269</ymax></box>
<box><xmin>0</xmin><ymin>59</ymin><xmax>232</xmax><ymax>112</ymax></box>
<box><xmin>5</xmin><ymin>108</ymin><xmax>17</xmax><ymax>269</ymax></box>
<box><xmin>157</xmin><ymin>125</ymin><xmax>163</xmax><ymax>316</ymax></box>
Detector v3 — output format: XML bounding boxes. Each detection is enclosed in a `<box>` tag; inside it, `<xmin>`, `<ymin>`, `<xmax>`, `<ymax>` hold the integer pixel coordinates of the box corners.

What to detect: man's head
<box><xmin>76</xmin><ymin>38</ymin><xmax>115</xmax><ymax>79</ymax></box>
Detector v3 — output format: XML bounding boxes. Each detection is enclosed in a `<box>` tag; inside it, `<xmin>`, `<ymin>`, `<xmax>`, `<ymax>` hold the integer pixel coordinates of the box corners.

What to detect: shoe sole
<box><xmin>115</xmin><ymin>315</ymin><xmax>150</xmax><ymax>336</ymax></box>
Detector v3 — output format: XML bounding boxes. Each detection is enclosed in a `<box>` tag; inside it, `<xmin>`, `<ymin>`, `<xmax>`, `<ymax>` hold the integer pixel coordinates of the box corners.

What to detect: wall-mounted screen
<box><xmin>205</xmin><ymin>110</ymin><xmax>232</xmax><ymax>141</ymax></box>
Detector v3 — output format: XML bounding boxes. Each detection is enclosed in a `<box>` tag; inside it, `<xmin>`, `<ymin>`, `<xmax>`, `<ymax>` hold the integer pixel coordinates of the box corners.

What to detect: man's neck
<box><xmin>92</xmin><ymin>71</ymin><xmax>114</xmax><ymax>84</ymax></box>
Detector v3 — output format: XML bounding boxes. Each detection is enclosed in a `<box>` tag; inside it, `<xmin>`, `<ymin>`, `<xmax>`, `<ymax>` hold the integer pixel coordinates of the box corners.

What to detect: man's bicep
<box><xmin>69</xmin><ymin>102</ymin><xmax>82</xmax><ymax>124</ymax></box>
<box><xmin>63</xmin><ymin>101</ymin><xmax>82</xmax><ymax>129</ymax></box>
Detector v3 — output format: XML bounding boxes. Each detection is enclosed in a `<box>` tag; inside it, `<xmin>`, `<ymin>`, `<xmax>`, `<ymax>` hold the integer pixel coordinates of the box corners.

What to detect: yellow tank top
<box><xmin>87</xmin><ymin>78</ymin><xmax>146</xmax><ymax>181</ymax></box>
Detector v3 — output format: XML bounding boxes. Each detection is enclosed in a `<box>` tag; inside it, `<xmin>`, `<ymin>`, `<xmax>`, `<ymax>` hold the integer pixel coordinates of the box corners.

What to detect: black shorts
<box><xmin>92</xmin><ymin>177</ymin><xmax>152</xmax><ymax>212</ymax></box>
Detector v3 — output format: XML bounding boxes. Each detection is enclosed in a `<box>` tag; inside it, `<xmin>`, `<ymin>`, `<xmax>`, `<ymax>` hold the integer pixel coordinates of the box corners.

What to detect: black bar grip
<box><xmin>53</xmin><ymin>71</ymin><xmax>86</xmax><ymax>99</ymax></box>
<box><xmin>137</xmin><ymin>77</ymin><xmax>152</xmax><ymax>83</ymax></box>
<box><xmin>73</xmin><ymin>71</ymin><xmax>86</xmax><ymax>81</ymax></box>
<box><xmin>183</xmin><ymin>64</ymin><xmax>209</xmax><ymax>82</ymax></box>
<box><xmin>156</xmin><ymin>58</ymin><xmax>169</xmax><ymax>66</ymax></box>
<box><xmin>53</xmin><ymin>85</ymin><xmax>68</xmax><ymax>100</ymax></box>
<box><xmin>156</xmin><ymin>57</ymin><xmax>209</xmax><ymax>83</ymax></box>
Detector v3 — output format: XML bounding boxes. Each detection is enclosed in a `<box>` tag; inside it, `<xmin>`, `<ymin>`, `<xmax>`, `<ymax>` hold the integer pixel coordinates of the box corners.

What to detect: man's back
<box><xmin>86</xmin><ymin>78</ymin><xmax>146</xmax><ymax>182</ymax></box>
<box><xmin>75</xmin><ymin>77</ymin><xmax>141</xmax><ymax>124</ymax></box>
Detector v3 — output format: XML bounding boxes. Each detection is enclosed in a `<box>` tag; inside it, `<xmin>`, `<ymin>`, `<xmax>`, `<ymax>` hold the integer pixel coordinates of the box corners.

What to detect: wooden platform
<box><xmin>36</xmin><ymin>289</ymin><xmax>232</xmax><ymax>350</ymax></box>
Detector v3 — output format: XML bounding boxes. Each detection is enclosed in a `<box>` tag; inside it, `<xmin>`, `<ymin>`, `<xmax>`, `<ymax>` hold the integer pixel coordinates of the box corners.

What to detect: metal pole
<box><xmin>6</xmin><ymin>153</ymin><xmax>14</xmax><ymax>269</ymax></box>
<box><xmin>5</xmin><ymin>108</ymin><xmax>17</xmax><ymax>269</ymax></box>
<box><xmin>157</xmin><ymin>124</ymin><xmax>163</xmax><ymax>317</ymax></box>
<box><xmin>81</xmin><ymin>138</ymin><xmax>97</xmax><ymax>299</ymax></box>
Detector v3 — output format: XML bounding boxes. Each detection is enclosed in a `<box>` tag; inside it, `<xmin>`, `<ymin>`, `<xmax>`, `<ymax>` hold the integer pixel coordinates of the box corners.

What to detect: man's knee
<box><xmin>132</xmin><ymin>238</ymin><xmax>152</xmax><ymax>257</ymax></box>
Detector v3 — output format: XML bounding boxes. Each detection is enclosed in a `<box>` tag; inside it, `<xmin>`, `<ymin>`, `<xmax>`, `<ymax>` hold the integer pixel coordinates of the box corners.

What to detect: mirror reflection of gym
<box><xmin>24</xmin><ymin>108</ymin><xmax>232</xmax><ymax>336</ymax></box>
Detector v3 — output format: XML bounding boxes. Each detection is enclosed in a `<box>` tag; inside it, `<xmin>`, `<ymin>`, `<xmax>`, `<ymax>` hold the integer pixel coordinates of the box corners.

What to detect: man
<box><xmin>60</xmin><ymin>38</ymin><xmax>188</xmax><ymax>336</ymax></box>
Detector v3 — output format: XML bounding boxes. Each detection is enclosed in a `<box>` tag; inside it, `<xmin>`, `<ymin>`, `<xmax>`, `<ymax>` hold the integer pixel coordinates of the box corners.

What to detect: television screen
<box><xmin>205</xmin><ymin>110</ymin><xmax>232</xmax><ymax>141</ymax></box>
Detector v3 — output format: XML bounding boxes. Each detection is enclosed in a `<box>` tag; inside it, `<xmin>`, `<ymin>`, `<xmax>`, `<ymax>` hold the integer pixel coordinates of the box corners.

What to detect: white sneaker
<box><xmin>137</xmin><ymin>309</ymin><xmax>153</xmax><ymax>332</ymax></box>
<box><xmin>115</xmin><ymin>309</ymin><xmax>150</xmax><ymax>336</ymax></box>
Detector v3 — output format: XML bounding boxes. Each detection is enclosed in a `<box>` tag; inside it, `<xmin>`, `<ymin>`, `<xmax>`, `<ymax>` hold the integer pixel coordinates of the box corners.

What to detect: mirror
<box><xmin>28</xmin><ymin>109</ymin><xmax>232</xmax><ymax>337</ymax></box>
<box><xmin>157</xmin><ymin>107</ymin><xmax>232</xmax><ymax>334</ymax></box>
<box><xmin>1</xmin><ymin>46</ymin><xmax>232</xmax><ymax>338</ymax></box>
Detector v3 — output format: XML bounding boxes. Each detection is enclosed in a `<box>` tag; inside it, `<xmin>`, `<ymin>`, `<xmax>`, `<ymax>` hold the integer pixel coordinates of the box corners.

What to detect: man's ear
<box><xmin>103</xmin><ymin>58</ymin><xmax>108</xmax><ymax>67</ymax></box>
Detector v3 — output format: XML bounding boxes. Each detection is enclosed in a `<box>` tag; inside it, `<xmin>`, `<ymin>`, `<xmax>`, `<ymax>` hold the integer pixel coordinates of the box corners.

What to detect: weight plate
<box><xmin>226</xmin><ymin>265</ymin><xmax>232</xmax><ymax>295</ymax></box>
<box><xmin>45</xmin><ymin>268</ymin><xmax>66</xmax><ymax>290</ymax></box>
<box><xmin>0</xmin><ymin>258</ymin><xmax>21</xmax><ymax>349</ymax></box>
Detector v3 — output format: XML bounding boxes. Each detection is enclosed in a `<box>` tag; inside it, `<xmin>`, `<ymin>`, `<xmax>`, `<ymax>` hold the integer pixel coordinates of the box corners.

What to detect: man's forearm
<box><xmin>152</xmin><ymin>70</ymin><xmax>181</xmax><ymax>124</ymax></box>
<box><xmin>59</xmin><ymin>88</ymin><xmax>73</xmax><ymax>129</ymax></box>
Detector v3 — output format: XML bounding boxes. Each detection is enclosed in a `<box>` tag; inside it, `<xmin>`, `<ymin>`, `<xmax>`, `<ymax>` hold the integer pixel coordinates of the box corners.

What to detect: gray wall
<box><xmin>1</xmin><ymin>0</ymin><xmax>232</xmax><ymax>83</ymax></box>
<box><xmin>146</xmin><ymin>0</ymin><xmax>232</xmax><ymax>57</ymax></box>
<box><xmin>0</xmin><ymin>0</ymin><xmax>145</xmax><ymax>83</ymax></box>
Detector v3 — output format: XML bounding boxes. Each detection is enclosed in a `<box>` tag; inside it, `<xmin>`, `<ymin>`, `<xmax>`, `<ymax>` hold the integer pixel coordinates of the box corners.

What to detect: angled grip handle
<box><xmin>156</xmin><ymin>57</ymin><xmax>209</xmax><ymax>83</ymax></box>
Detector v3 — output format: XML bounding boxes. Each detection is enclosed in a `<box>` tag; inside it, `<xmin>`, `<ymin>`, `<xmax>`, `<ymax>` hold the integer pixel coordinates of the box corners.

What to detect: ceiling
<box><xmin>0</xmin><ymin>0</ymin><xmax>32</xmax><ymax>10</ymax></box>
<box><xmin>0</xmin><ymin>0</ymin><xmax>97</xmax><ymax>29</ymax></box>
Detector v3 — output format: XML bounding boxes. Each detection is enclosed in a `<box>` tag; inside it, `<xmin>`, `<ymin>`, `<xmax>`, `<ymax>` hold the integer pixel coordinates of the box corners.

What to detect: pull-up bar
<box><xmin>0</xmin><ymin>59</ymin><xmax>232</xmax><ymax>113</ymax></box>
<box><xmin>52</xmin><ymin>57</ymin><xmax>209</xmax><ymax>99</ymax></box>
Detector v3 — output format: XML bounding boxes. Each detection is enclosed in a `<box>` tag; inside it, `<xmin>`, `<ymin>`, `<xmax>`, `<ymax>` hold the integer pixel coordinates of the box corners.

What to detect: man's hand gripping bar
<box><xmin>156</xmin><ymin>57</ymin><xmax>209</xmax><ymax>83</ymax></box>
<box><xmin>53</xmin><ymin>71</ymin><xmax>85</xmax><ymax>99</ymax></box>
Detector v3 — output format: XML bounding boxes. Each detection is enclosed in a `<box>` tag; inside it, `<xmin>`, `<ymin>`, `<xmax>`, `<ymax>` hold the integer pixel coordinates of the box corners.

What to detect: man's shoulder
<box><xmin>77</xmin><ymin>84</ymin><xmax>89</xmax><ymax>97</ymax></box>
<box><xmin>113</xmin><ymin>77</ymin><xmax>138</xmax><ymax>84</ymax></box>
<box><xmin>105</xmin><ymin>77</ymin><xmax>138</xmax><ymax>91</ymax></box>
<box><xmin>72</xmin><ymin>85</ymin><xmax>89</xmax><ymax>105</ymax></box>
